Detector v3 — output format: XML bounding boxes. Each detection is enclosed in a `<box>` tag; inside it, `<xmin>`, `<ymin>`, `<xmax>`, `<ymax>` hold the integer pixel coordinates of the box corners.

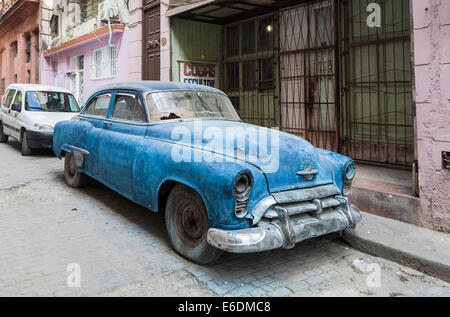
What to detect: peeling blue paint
<box><xmin>53</xmin><ymin>82</ymin><xmax>354</xmax><ymax>231</ymax></box>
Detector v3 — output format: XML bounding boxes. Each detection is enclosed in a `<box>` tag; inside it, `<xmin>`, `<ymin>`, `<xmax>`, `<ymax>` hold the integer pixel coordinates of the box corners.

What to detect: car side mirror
<box><xmin>11</xmin><ymin>103</ymin><xmax>20</xmax><ymax>112</ymax></box>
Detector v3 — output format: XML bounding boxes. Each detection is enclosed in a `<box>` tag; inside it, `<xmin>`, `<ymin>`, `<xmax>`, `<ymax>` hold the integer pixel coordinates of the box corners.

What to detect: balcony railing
<box><xmin>0</xmin><ymin>0</ymin><xmax>19</xmax><ymax>18</ymax></box>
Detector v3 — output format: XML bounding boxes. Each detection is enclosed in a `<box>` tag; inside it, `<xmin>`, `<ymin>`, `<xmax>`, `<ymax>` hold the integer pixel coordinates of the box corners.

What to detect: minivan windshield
<box><xmin>25</xmin><ymin>91</ymin><xmax>80</xmax><ymax>113</ymax></box>
<box><xmin>146</xmin><ymin>91</ymin><xmax>240</xmax><ymax>121</ymax></box>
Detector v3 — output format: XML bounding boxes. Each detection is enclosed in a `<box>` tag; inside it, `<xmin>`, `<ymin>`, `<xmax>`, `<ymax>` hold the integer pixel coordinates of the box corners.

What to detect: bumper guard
<box><xmin>207</xmin><ymin>197</ymin><xmax>362</xmax><ymax>254</ymax></box>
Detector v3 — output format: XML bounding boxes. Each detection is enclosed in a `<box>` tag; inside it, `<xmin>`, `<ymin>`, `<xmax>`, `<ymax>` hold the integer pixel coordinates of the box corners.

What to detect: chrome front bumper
<box><xmin>207</xmin><ymin>196</ymin><xmax>362</xmax><ymax>254</ymax></box>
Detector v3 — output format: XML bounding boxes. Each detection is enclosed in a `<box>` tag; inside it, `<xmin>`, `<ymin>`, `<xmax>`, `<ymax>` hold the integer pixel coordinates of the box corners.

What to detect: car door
<box><xmin>8</xmin><ymin>89</ymin><xmax>23</xmax><ymax>140</ymax></box>
<box><xmin>1</xmin><ymin>89</ymin><xmax>17</xmax><ymax>136</ymax></box>
<box><xmin>79</xmin><ymin>92</ymin><xmax>113</xmax><ymax>176</ymax></box>
<box><xmin>97</xmin><ymin>91</ymin><xmax>148</xmax><ymax>196</ymax></box>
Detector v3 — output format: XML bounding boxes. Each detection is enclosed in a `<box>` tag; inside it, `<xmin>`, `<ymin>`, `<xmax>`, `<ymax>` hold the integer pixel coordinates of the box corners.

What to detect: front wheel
<box><xmin>21</xmin><ymin>131</ymin><xmax>32</xmax><ymax>156</ymax></box>
<box><xmin>165</xmin><ymin>184</ymin><xmax>223</xmax><ymax>264</ymax></box>
<box><xmin>64</xmin><ymin>152</ymin><xmax>88</xmax><ymax>188</ymax></box>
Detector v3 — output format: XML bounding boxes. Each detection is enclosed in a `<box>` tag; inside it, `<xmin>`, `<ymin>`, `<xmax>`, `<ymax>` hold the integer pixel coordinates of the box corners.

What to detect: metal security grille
<box><xmin>222</xmin><ymin>14</ymin><xmax>278</xmax><ymax>128</ymax></box>
<box><xmin>279</xmin><ymin>0</ymin><xmax>338</xmax><ymax>151</ymax></box>
<box><xmin>340</xmin><ymin>0</ymin><xmax>413</xmax><ymax>166</ymax></box>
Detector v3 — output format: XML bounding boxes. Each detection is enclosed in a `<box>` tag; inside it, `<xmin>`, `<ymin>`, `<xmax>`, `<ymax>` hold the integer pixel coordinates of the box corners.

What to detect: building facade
<box><xmin>0</xmin><ymin>0</ymin><xmax>41</xmax><ymax>101</ymax></box>
<box><xmin>163</xmin><ymin>0</ymin><xmax>449</xmax><ymax>233</ymax></box>
<box><xmin>40</xmin><ymin>0</ymin><xmax>130</xmax><ymax>104</ymax></box>
<box><xmin>0</xmin><ymin>0</ymin><xmax>448</xmax><ymax>233</ymax></box>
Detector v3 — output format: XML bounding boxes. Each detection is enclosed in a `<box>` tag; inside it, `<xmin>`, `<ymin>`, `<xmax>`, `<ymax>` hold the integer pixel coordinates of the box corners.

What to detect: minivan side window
<box><xmin>3</xmin><ymin>89</ymin><xmax>16</xmax><ymax>108</ymax></box>
<box><xmin>85</xmin><ymin>93</ymin><xmax>111</xmax><ymax>117</ymax></box>
<box><xmin>12</xmin><ymin>90</ymin><xmax>22</xmax><ymax>111</ymax></box>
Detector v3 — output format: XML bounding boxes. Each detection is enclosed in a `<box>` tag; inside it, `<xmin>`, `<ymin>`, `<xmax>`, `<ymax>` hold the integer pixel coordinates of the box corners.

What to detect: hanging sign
<box><xmin>179</xmin><ymin>61</ymin><xmax>219</xmax><ymax>88</ymax></box>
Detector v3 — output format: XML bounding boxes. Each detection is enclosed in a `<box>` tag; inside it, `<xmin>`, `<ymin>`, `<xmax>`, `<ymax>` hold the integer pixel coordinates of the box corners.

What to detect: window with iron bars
<box><xmin>91</xmin><ymin>45</ymin><xmax>116</xmax><ymax>80</ymax></box>
<box><xmin>223</xmin><ymin>14</ymin><xmax>277</xmax><ymax>128</ymax></box>
<box><xmin>224</xmin><ymin>17</ymin><xmax>275</xmax><ymax>92</ymax></box>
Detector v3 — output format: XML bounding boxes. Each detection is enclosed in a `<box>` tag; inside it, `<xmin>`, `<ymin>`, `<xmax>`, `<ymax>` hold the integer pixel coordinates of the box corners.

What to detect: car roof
<box><xmin>95</xmin><ymin>81</ymin><xmax>226</xmax><ymax>95</ymax></box>
<box><xmin>7</xmin><ymin>84</ymin><xmax>72</xmax><ymax>94</ymax></box>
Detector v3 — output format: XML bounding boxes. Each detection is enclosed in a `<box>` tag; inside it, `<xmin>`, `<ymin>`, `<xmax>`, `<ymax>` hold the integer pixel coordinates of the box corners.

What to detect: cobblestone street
<box><xmin>0</xmin><ymin>141</ymin><xmax>449</xmax><ymax>297</ymax></box>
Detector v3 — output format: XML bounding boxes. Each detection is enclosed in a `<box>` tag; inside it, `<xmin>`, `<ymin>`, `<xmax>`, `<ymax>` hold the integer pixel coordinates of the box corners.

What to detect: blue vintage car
<box><xmin>53</xmin><ymin>81</ymin><xmax>362</xmax><ymax>264</ymax></box>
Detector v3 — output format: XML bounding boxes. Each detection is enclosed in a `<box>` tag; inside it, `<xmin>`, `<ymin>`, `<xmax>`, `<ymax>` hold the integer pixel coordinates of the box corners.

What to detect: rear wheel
<box><xmin>64</xmin><ymin>152</ymin><xmax>88</xmax><ymax>188</ymax></box>
<box><xmin>165</xmin><ymin>184</ymin><xmax>223</xmax><ymax>264</ymax></box>
<box><xmin>21</xmin><ymin>131</ymin><xmax>32</xmax><ymax>156</ymax></box>
<box><xmin>0</xmin><ymin>123</ymin><xmax>8</xmax><ymax>143</ymax></box>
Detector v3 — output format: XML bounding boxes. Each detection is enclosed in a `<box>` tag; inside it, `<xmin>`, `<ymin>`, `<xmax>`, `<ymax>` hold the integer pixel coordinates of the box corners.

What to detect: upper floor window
<box><xmin>26</xmin><ymin>35</ymin><xmax>31</xmax><ymax>63</ymax></box>
<box><xmin>10</xmin><ymin>41</ymin><xmax>18</xmax><ymax>58</ymax></box>
<box><xmin>50</xmin><ymin>14</ymin><xmax>59</xmax><ymax>38</ymax></box>
<box><xmin>91</xmin><ymin>45</ymin><xmax>116</xmax><ymax>80</ymax></box>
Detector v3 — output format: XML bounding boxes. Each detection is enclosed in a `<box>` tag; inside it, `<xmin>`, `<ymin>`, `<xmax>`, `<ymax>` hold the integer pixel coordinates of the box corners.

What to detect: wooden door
<box><xmin>142</xmin><ymin>1</ymin><xmax>161</xmax><ymax>80</ymax></box>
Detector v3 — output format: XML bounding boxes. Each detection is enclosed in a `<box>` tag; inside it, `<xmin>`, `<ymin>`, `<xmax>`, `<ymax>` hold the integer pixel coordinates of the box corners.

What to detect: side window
<box><xmin>112</xmin><ymin>94</ymin><xmax>146</xmax><ymax>122</ymax></box>
<box><xmin>12</xmin><ymin>90</ymin><xmax>22</xmax><ymax>111</ymax></box>
<box><xmin>3</xmin><ymin>89</ymin><xmax>16</xmax><ymax>108</ymax></box>
<box><xmin>85</xmin><ymin>93</ymin><xmax>111</xmax><ymax>117</ymax></box>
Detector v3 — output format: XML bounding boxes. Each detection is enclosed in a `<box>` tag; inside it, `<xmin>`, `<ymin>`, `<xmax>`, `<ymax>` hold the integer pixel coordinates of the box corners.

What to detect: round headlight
<box><xmin>233</xmin><ymin>172</ymin><xmax>253</xmax><ymax>201</ymax></box>
<box><xmin>344</xmin><ymin>161</ymin><xmax>356</xmax><ymax>181</ymax></box>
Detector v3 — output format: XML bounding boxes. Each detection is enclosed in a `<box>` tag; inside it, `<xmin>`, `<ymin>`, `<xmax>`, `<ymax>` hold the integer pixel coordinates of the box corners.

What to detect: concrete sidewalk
<box><xmin>343</xmin><ymin>212</ymin><xmax>450</xmax><ymax>283</ymax></box>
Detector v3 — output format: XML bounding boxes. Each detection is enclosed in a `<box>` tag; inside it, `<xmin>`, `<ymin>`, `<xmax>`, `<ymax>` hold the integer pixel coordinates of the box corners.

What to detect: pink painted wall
<box><xmin>412</xmin><ymin>0</ymin><xmax>450</xmax><ymax>233</ymax></box>
<box><xmin>41</xmin><ymin>30</ymin><xmax>129</xmax><ymax>104</ymax></box>
<box><xmin>128</xmin><ymin>0</ymin><xmax>143</xmax><ymax>81</ymax></box>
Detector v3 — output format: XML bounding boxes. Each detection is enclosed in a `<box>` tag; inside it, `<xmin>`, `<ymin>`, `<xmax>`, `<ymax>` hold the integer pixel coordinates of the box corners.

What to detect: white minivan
<box><xmin>0</xmin><ymin>84</ymin><xmax>80</xmax><ymax>156</ymax></box>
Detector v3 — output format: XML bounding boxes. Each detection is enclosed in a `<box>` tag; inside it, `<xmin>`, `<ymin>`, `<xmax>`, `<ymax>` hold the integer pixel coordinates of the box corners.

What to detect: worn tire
<box><xmin>21</xmin><ymin>131</ymin><xmax>32</xmax><ymax>156</ymax></box>
<box><xmin>165</xmin><ymin>184</ymin><xmax>223</xmax><ymax>264</ymax></box>
<box><xmin>0</xmin><ymin>123</ymin><xmax>8</xmax><ymax>143</ymax></box>
<box><xmin>64</xmin><ymin>152</ymin><xmax>88</xmax><ymax>188</ymax></box>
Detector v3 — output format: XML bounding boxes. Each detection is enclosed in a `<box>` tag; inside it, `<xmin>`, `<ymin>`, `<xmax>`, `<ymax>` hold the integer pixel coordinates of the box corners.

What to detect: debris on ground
<box><xmin>352</xmin><ymin>258</ymin><xmax>374</xmax><ymax>274</ymax></box>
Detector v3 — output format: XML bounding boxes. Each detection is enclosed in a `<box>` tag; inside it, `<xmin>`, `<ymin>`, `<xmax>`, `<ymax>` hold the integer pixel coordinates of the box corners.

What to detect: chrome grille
<box><xmin>235</xmin><ymin>200</ymin><xmax>248</xmax><ymax>218</ymax></box>
<box><xmin>264</xmin><ymin>197</ymin><xmax>341</xmax><ymax>219</ymax></box>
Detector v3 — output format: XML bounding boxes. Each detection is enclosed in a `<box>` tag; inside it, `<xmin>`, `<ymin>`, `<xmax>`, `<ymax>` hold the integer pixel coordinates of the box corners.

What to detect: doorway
<box><xmin>142</xmin><ymin>0</ymin><xmax>161</xmax><ymax>80</ymax></box>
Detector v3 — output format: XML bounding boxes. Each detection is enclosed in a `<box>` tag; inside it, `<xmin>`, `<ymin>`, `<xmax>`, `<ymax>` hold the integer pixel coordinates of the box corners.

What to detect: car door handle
<box><xmin>103</xmin><ymin>121</ymin><xmax>113</xmax><ymax>128</ymax></box>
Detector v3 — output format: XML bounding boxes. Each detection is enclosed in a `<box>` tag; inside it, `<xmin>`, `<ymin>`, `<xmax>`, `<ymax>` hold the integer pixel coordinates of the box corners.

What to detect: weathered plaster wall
<box><xmin>412</xmin><ymin>0</ymin><xmax>450</xmax><ymax>233</ymax></box>
<box><xmin>128</xmin><ymin>0</ymin><xmax>143</xmax><ymax>81</ymax></box>
<box><xmin>160</xmin><ymin>0</ymin><xmax>171</xmax><ymax>81</ymax></box>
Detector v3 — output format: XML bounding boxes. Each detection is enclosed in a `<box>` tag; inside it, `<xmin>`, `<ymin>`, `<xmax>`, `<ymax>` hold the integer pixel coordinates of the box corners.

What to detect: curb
<box><xmin>343</xmin><ymin>212</ymin><xmax>450</xmax><ymax>283</ymax></box>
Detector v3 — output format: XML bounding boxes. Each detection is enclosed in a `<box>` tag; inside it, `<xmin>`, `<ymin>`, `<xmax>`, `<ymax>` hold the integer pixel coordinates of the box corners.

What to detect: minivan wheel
<box><xmin>0</xmin><ymin>123</ymin><xmax>8</xmax><ymax>143</ymax></box>
<box><xmin>21</xmin><ymin>131</ymin><xmax>32</xmax><ymax>156</ymax></box>
<box><xmin>165</xmin><ymin>184</ymin><xmax>223</xmax><ymax>265</ymax></box>
<box><xmin>64</xmin><ymin>152</ymin><xmax>88</xmax><ymax>188</ymax></box>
